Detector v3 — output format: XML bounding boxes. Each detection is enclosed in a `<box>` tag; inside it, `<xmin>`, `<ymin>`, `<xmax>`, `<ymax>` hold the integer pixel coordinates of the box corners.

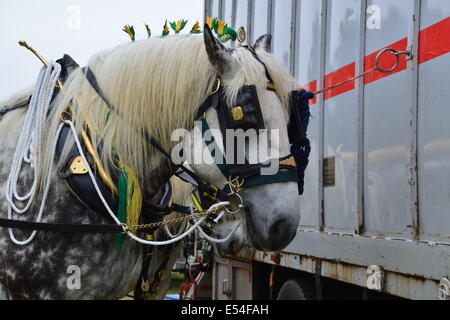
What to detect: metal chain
<box><xmin>125</xmin><ymin>202</ymin><xmax>241</xmax><ymax>233</ymax></box>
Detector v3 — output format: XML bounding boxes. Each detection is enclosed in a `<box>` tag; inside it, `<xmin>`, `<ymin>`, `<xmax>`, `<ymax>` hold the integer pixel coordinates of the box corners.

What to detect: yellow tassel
<box><xmin>118</xmin><ymin>161</ymin><xmax>142</xmax><ymax>233</ymax></box>
<box><xmin>125</xmin><ymin>166</ymin><xmax>142</xmax><ymax>232</ymax></box>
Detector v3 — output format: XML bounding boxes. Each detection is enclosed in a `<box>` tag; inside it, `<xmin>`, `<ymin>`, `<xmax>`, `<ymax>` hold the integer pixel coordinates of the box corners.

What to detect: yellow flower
<box><xmin>190</xmin><ymin>20</ymin><xmax>201</xmax><ymax>34</ymax></box>
<box><xmin>206</xmin><ymin>16</ymin><xmax>214</xmax><ymax>29</ymax></box>
<box><xmin>176</xmin><ymin>20</ymin><xmax>182</xmax><ymax>32</ymax></box>
<box><xmin>162</xmin><ymin>20</ymin><xmax>170</xmax><ymax>36</ymax></box>
<box><xmin>217</xmin><ymin>19</ymin><xmax>226</xmax><ymax>35</ymax></box>
<box><xmin>122</xmin><ymin>25</ymin><xmax>135</xmax><ymax>41</ymax></box>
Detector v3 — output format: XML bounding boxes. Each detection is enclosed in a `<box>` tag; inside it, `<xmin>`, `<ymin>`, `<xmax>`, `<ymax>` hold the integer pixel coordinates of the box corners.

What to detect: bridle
<box><xmin>0</xmin><ymin>45</ymin><xmax>306</xmax><ymax>230</ymax></box>
<box><xmin>0</xmin><ymin>43</ymin><xmax>312</xmax><ymax>301</ymax></box>
<box><xmin>85</xmin><ymin>44</ymin><xmax>301</xmax><ymax>213</ymax></box>
<box><xmin>189</xmin><ymin>46</ymin><xmax>299</xmax><ymax>208</ymax></box>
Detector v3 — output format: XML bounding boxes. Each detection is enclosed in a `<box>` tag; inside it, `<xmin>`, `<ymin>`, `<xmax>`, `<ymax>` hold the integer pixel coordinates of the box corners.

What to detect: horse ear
<box><xmin>254</xmin><ymin>34</ymin><xmax>272</xmax><ymax>53</ymax></box>
<box><xmin>203</xmin><ymin>24</ymin><xmax>236</xmax><ymax>77</ymax></box>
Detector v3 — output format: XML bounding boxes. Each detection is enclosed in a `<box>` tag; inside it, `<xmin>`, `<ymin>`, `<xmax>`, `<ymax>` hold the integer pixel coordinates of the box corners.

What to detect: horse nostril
<box><xmin>269</xmin><ymin>218</ymin><xmax>287</xmax><ymax>242</ymax></box>
<box><xmin>228</xmin><ymin>240</ymin><xmax>237</xmax><ymax>252</ymax></box>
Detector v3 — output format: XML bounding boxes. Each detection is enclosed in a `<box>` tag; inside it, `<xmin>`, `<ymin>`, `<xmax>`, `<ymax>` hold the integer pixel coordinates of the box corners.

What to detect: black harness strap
<box><xmin>245</xmin><ymin>45</ymin><xmax>275</xmax><ymax>85</ymax></box>
<box><xmin>0</xmin><ymin>97</ymin><xmax>31</xmax><ymax>119</ymax></box>
<box><xmin>0</xmin><ymin>218</ymin><xmax>122</xmax><ymax>234</ymax></box>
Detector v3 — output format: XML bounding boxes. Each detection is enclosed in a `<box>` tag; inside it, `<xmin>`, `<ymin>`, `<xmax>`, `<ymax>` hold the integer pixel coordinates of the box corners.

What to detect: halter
<box><xmin>176</xmin><ymin>46</ymin><xmax>299</xmax><ymax>209</ymax></box>
<box><xmin>0</xmin><ymin>38</ymin><xmax>312</xmax><ymax>302</ymax></box>
<box><xmin>83</xmin><ymin>45</ymin><xmax>300</xmax><ymax>213</ymax></box>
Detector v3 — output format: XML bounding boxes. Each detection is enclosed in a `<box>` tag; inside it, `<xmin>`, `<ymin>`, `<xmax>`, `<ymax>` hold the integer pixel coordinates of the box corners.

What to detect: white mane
<box><xmin>1</xmin><ymin>34</ymin><xmax>296</xmax><ymax>190</ymax></box>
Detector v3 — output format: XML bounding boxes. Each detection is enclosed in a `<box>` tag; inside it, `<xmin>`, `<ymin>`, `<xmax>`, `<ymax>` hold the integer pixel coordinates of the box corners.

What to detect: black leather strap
<box><xmin>0</xmin><ymin>218</ymin><xmax>123</xmax><ymax>234</ymax></box>
<box><xmin>245</xmin><ymin>45</ymin><xmax>275</xmax><ymax>85</ymax></box>
<box><xmin>0</xmin><ymin>97</ymin><xmax>31</xmax><ymax>118</ymax></box>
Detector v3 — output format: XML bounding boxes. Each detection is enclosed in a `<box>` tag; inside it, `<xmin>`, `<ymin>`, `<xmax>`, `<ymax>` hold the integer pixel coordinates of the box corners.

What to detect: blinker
<box><xmin>224</xmin><ymin>85</ymin><xmax>265</xmax><ymax>132</ymax></box>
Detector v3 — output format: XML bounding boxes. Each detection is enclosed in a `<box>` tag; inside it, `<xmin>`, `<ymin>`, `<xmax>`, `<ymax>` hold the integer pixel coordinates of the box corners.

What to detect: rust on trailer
<box><xmin>253</xmin><ymin>250</ymin><xmax>442</xmax><ymax>299</ymax></box>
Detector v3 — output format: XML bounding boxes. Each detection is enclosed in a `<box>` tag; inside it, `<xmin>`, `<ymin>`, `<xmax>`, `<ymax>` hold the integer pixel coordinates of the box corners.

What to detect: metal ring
<box><xmin>210</xmin><ymin>78</ymin><xmax>221</xmax><ymax>95</ymax></box>
<box><xmin>226</xmin><ymin>193</ymin><xmax>244</xmax><ymax>215</ymax></box>
<box><xmin>59</xmin><ymin>111</ymin><xmax>72</xmax><ymax>125</ymax></box>
<box><xmin>375</xmin><ymin>48</ymin><xmax>400</xmax><ymax>73</ymax></box>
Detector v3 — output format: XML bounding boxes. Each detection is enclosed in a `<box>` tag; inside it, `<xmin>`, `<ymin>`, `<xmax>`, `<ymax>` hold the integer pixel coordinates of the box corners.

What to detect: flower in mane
<box><xmin>206</xmin><ymin>16</ymin><xmax>217</xmax><ymax>30</ymax></box>
<box><xmin>206</xmin><ymin>16</ymin><xmax>237</xmax><ymax>43</ymax></box>
<box><xmin>170</xmin><ymin>19</ymin><xmax>188</xmax><ymax>34</ymax></box>
<box><xmin>122</xmin><ymin>25</ymin><xmax>136</xmax><ymax>41</ymax></box>
<box><xmin>144</xmin><ymin>23</ymin><xmax>151</xmax><ymax>38</ymax></box>
<box><xmin>190</xmin><ymin>20</ymin><xmax>202</xmax><ymax>34</ymax></box>
<box><xmin>162</xmin><ymin>20</ymin><xmax>170</xmax><ymax>36</ymax></box>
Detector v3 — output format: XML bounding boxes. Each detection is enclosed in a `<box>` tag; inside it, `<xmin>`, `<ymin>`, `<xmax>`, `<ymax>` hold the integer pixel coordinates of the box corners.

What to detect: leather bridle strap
<box><xmin>0</xmin><ymin>97</ymin><xmax>31</xmax><ymax>119</ymax></box>
<box><xmin>245</xmin><ymin>45</ymin><xmax>276</xmax><ymax>91</ymax></box>
<box><xmin>0</xmin><ymin>217</ymin><xmax>123</xmax><ymax>234</ymax></box>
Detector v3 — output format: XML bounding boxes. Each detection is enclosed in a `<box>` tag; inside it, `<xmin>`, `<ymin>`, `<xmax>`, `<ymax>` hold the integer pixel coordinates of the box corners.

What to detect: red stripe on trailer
<box><xmin>301</xmin><ymin>17</ymin><xmax>450</xmax><ymax>104</ymax></box>
<box><xmin>323</xmin><ymin>62</ymin><xmax>356</xmax><ymax>100</ymax></box>
<box><xmin>419</xmin><ymin>17</ymin><xmax>450</xmax><ymax>64</ymax></box>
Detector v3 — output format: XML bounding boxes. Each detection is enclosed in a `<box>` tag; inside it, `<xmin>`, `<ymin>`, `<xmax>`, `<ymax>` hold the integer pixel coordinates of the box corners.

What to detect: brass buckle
<box><xmin>232</xmin><ymin>106</ymin><xmax>244</xmax><ymax>121</ymax></box>
<box><xmin>279</xmin><ymin>156</ymin><xmax>297</xmax><ymax>168</ymax></box>
<box><xmin>228</xmin><ymin>176</ymin><xmax>245</xmax><ymax>194</ymax></box>
<box><xmin>203</xmin><ymin>185</ymin><xmax>219</xmax><ymax>201</ymax></box>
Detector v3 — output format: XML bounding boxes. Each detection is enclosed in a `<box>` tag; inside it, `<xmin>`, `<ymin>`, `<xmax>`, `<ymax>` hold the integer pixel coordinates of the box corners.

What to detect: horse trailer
<box><xmin>204</xmin><ymin>0</ymin><xmax>450</xmax><ymax>300</ymax></box>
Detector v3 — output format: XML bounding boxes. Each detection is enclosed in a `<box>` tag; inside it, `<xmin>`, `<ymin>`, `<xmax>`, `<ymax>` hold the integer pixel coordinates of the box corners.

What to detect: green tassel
<box><xmin>116</xmin><ymin>168</ymin><xmax>128</xmax><ymax>250</ymax></box>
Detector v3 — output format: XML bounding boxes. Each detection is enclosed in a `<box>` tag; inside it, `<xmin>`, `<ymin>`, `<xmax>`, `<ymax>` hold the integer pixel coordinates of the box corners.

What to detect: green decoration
<box><xmin>144</xmin><ymin>23</ymin><xmax>151</xmax><ymax>38</ymax></box>
<box><xmin>122</xmin><ymin>25</ymin><xmax>136</xmax><ymax>41</ymax></box>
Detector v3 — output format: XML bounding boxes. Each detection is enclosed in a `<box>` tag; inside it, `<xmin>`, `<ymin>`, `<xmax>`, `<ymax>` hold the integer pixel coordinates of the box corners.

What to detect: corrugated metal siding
<box><xmin>207</xmin><ymin>0</ymin><xmax>450</xmax><ymax>299</ymax></box>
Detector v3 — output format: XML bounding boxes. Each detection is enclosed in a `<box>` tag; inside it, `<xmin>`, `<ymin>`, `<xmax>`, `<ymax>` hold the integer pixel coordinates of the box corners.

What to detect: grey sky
<box><xmin>0</xmin><ymin>0</ymin><xmax>204</xmax><ymax>100</ymax></box>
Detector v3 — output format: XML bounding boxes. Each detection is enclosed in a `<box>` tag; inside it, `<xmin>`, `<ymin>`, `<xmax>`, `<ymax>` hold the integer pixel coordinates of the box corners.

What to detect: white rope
<box><xmin>4</xmin><ymin>60</ymin><xmax>241</xmax><ymax>246</ymax></box>
<box><xmin>5</xmin><ymin>62</ymin><xmax>62</xmax><ymax>245</ymax></box>
<box><xmin>164</xmin><ymin>221</ymin><xmax>187</xmax><ymax>239</ymax></box>
<box><xmin>195</xmin><ymin>220</ymin><xmax>242</xmax><ymax>244</ymax></box>
<box><xmin>66</xmin><ymin>119</ymin><xmax>236</xmax><ymax>246</ymax></box>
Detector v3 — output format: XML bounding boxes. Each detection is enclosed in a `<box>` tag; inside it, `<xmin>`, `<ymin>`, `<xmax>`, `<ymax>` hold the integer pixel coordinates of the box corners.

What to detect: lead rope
<box><xmin>313</xmin><ymin>48</ymin><xmax>411</xmax><ymax>96</ymax></box>
<box><xmin>5</xmin><ymin>62</ymin><xmax>63</xmax><ymax>246</ymax></box>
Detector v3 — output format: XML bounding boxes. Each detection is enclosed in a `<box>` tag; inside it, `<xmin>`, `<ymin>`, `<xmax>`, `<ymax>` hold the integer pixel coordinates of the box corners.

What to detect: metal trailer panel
<box><xmin>223</xmin><ymin>0</ymin><xmax>234</xmax><ymax>27</ymax></box>
<box><xmin>213</xmin><ymin>258</ymin><xmax>252</xmax><ymax>300</ymax></box>
<box><xmin>209</xmin><ymin>0</ymin><xmax>221</xmax><ymax>17</ymax></box>
<box><xmin>295</xmin><ymin>0</ymin><xmax>324</xmax><ymax>230</ymax></box>
<box><xmin>363</xmin><ymin>0</ymin><xmax>417</xmax><ymax>237</ymax></box>
<box><xmin>253</xmin><ymin>249</ymin><xmax>443</xmax><ymax>300</ymax></box>
<box><xmin>250</xmin><ymin>0</ymin><xmax>269</xmax><ymax>42</ymax></box>
<box><xmin>207</xmin><ymin>0</ymin><xmax>450</xmax><ymax>299</ymax></box>
<box><xmin>323</xmin><ymin>0</ymin><xmax>362</xmax><ymax>233</ymax></box>
<box><xmin>271</xmin><ymin>0</ymin><xmax>294</xmax><ymax>73</ymax></box>
<box><xmin>235</xmin><ymin>0</ymin><xmax>249</xmax><ymax>32</ymax></box>
<box><xmin>418</xmin><ymin>0</ymin><xmax>450</xmax><ymax>240</ymax></box>
<box><xmin>212</xmin><ymin>0</ymin><xmax>220</xmax><ymax>18</ymax></box>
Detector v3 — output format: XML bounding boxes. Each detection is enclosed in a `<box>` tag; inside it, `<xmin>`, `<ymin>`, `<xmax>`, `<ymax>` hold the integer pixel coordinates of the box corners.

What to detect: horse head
<box><xmin>184</xmin><ymin>25</ymin><xmax>301</xmax><ymax>252</ymax></box>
